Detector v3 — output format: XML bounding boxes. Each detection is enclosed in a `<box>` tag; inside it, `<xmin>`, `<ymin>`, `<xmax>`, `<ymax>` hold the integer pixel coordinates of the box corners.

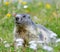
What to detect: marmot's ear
<box><xmin>27</xmin><ymin>14</ymin><xmax>30</xmax><ymax>18</ymax></box>
<box><xmin>12</xmin><ymin>13</ymin><xmax>17</xmax><ymax>17</ymax></box>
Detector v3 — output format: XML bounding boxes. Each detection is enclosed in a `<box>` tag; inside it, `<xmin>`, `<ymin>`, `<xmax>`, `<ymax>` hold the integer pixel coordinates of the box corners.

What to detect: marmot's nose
<box><xmin>16</xmin><ymin>17</ymin><xmax>19</xmax><ymax>21</ymax></box>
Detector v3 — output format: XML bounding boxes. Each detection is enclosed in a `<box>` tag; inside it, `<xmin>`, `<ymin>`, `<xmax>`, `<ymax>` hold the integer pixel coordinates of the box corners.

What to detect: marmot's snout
<box><xmin>15</xmin><ymin>14</ymin><xmax>26</xmax><ymax>24</ymax></box>
<box><xmin>15</xmin><ymin>17</ymin><xmax>19</xmax><ymax>21</ymax></box>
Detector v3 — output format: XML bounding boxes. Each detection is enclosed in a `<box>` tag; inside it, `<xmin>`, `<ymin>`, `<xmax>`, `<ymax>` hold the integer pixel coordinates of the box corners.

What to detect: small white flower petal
<box><xmin>43</xmin><ymin>45</ymin><xmax>53</xmax><ymax>51</ymax></box>
<box><xmin>5</xmin><ymin>43</ymin><xmax>10</xmax><ymax>48</ymax></box>
<box><xmin>29</xmin><ymin>44</ymin><xmax>37</xmax><ymax>50</ymax></box>
<box><xmin>3</xmin><ymin>41</ymin><xmax>7</xmax><ymax>44</ymax></box>
<box><xmin>15</xmin><ymin>39</ymin><xmax>24</xmax><ymax>47</ymax></box>
<box><xmin>34</xmin><ymin>16</ymin><xmax>38</xmax><ymax>19</ymax></box>
<box><xmin>16</xmin><ymin>43</ymin><xmax>23</xmax><ymax>46</ymax></box>
<box><xmin>16</xmin><ymin>38</ymin><xmax>24</xmax><ymax>42</ymax></box>
<box><xmin>34</xmin><ymin>16</ymin><xmax>39</xmax><ymax>21</ymax></box>
<box><xmin>23</xmin><ymin>5</ymin><xmax>28</xmax><ymax>8</ymax></box>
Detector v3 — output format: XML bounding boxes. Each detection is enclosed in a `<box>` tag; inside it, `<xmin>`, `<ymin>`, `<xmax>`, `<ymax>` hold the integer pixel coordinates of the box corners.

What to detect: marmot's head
<box><xmin>14</xmin><ymin>14</ymin><xmax>33</xmax><ymax>27</ymax></box>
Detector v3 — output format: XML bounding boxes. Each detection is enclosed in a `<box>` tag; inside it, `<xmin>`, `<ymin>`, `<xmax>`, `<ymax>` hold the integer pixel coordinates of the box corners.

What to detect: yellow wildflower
<box><xmin>5</xmin><ymin>2</ymin><xmax>9</xmax><ymax>6</ymax></box>
<box><xmin>45</xmin><ymin>3</ymin><xmax>51</xmax><ymax>9</ymax></box>
<box><xmin>6</xmin><ymin>13</ymin><xmax>11</xmax><ymax>18</ymax></box>
<box><xmin>21</xmin><ymin>1</ymin><xmax>27</xmax><ymax>5</ymax></box>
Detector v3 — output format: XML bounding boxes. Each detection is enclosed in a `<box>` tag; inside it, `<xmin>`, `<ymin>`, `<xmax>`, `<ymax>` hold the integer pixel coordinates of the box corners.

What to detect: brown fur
<box><xmin>14</xmin><ymin>24</ymin><xmax>38</xmax><ymax>52</ymax></box>
<box><xmin>16</xmin><ymin>25</ymin><xmax>29</xmax><ymax>47</ymax></box>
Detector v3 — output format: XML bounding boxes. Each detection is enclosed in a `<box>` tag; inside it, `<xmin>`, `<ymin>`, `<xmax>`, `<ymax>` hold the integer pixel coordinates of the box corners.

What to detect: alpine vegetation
<box><xmin>0</xmin><ymin>0</ymin><xmax>60</xmax><ymax>52</ymax></box>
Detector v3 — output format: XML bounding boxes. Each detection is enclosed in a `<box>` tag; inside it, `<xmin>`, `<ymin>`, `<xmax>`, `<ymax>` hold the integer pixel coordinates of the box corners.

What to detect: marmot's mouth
<box><xmin>15</xmin><ymin>22</ymin><xmax>21</xmax><ymax>24</ymax></box>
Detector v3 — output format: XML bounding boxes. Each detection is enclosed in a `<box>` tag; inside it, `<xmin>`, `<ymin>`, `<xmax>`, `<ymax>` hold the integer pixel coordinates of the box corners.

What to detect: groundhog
<box><xmin>13</xmin><ymin>14</ymin><xmax>56</xmax><ymax>52</ymax></box>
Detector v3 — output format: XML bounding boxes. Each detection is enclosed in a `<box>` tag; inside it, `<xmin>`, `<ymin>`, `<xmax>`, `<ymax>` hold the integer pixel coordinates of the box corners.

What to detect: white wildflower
<box><xmin>29</xmin><ymin>41</ymin><xmax>37</xmax><ymax>50</ymax></box>
<box><xmin>23</xmin><ymin>5</ymin><xmax>28</xmax><ymax>8</ymax></box>
<box><xmin>16</xmin><ymin>38</ymin><xmax>23</xmax><ymax>43</ymax></box>
<box><xmin>34</xmin><ymin>16</ymin><xmax>39</xmax><ymax>21</ymax></box>
<box><xmin>16</xmin><ymin>43</ymin><xmax>23</xmax><ymax>47</ymax></box>
<box><xmin>15</xmin><ymin>38</ymin><xmax>24</xmax><ymax>47</ymax></box>
<box><xmin>29</xmin><ymin>43</ymin><xmax>37</xmax><ymax>50</ymax></box>
<box><xmin>56</xmin><ymin>39</ymin><xmax>60</xmax><ymax>43</ymax></box>
<box><xmin>3</xmin><ymin>41</ymin><xmax>7</xmax><ymax>44</ymax></box>
<box><xmin>42</xmin><ymin>45</ymin><xmax>53</xmax><ymax>52</ymax></box>
<box><xmin>5</xmin><ymin>43</ymin><xmax>10</xmax><ymax>48</ymax></box>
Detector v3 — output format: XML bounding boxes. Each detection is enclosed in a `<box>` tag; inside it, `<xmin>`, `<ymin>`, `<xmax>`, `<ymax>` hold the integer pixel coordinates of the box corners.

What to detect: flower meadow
<box><xmin>0</xmin><ymin>0</ymin><xmax>60</xmax><ymax>52</ymax></box>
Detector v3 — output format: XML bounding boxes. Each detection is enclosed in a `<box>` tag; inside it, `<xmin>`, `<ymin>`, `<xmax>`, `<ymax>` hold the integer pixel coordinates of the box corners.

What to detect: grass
<box><xmin>0</xmin><ymin>0</ymin><xmax>60</xmax><ymax>52</ymax></box>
